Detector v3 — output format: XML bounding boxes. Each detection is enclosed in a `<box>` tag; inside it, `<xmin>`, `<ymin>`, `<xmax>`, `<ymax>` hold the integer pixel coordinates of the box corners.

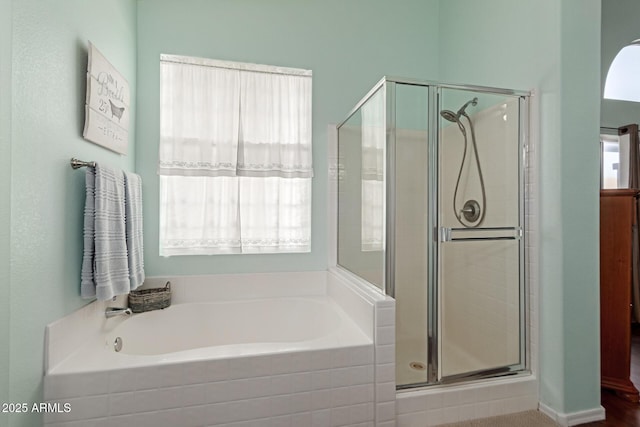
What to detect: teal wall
<box><xmin>8</xmin><ymin>1</ymin><xmax>137</xmax><ymax>426</ymax></box>
<box><xmin>440</xmin><ymin>0</ymin><xmax>601</xmax><ymax>416</ymax></box>
<box><xmin>136</xmin><ymin>0</ymin><xmax>440</xmax><ymax>276</ymax></box>
<box><xmin>601</xmin><ymin>0</ymin><xmax>640</xmax><ymax>128</ymax></box>
<box><xmin>559</xmin><ymin>1</ymin><xmax>601</xmax><ymax>414</ymax></box>
<box><xmin>0</xmin><ymin>0</ymin><xmax>12</xmax><ymax>425</ymax></box>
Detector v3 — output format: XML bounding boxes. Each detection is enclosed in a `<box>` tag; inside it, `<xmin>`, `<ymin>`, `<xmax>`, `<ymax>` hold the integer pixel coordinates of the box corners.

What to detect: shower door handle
<box><xmin>440</xmin><ymin>226</ymin><xmax>522</xmax><ymax>242</ymax></box>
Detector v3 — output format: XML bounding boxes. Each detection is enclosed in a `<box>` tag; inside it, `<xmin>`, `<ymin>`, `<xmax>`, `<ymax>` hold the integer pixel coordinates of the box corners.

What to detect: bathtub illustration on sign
<box><xmin>108</xmin><ymin>99</ymin><xmax>125</xmax><ymax>122</ymax></box>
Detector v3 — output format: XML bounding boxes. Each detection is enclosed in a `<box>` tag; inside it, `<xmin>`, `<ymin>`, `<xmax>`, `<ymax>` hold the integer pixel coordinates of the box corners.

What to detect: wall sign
<box><xmin>83</xmin><ymin>41</ymin><xmax>130</xmax><ymax>154</ymax></box>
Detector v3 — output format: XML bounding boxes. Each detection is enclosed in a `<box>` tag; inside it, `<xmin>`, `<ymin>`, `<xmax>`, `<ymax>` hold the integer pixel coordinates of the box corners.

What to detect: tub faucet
<box><xmin>105</xmin><ymin>307</ymin><xmax>132</xmax><ymax>319</ymax></box>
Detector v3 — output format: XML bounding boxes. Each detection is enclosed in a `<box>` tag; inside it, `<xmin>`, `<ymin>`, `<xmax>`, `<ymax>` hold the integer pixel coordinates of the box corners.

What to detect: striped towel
<box><xmin>80</xmin><ymin>169</ymin><xmax>96</xmax><ymax>299</ymax></box>
<box><xmin>80</xmin><ymin>164</ymin><xmax>131</xmax><ymax>300</ymax></box>
<box><xmin>124</xmin><ymin>171</ymin><xmax>145</xmax><ymax>291</ymax></box>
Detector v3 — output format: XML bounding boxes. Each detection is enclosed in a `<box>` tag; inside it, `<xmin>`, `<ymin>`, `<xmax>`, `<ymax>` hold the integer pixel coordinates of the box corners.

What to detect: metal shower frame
<box><xmin>336</xmin><ymin>76</ymin><xmax>531</xmax><ymax>388</ymax></box>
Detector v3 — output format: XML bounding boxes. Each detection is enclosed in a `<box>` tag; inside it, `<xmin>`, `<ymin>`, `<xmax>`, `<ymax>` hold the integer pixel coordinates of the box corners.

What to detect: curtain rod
<box><xmin>601</xmin><ymin>126</ymin><xmax>640</xmax><ymax>135</ymax></box>
<box><xmin>160</xmin><ymin>54</ymin><xmax>312</xmax><ymax>78</ymax></box>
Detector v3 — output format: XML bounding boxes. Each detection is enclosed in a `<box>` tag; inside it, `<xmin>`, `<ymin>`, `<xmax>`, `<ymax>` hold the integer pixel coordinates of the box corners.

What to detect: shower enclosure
<box><xmin>336</xmin><ymin>77</ymin><xmax>529</xmax><ymax>388</ymax></box>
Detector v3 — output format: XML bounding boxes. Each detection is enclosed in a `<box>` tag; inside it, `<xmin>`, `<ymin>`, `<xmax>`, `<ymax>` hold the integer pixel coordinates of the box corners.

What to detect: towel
<box><xmin>80</xmin><ymin>164</ymin><xmax>131</xmax><ymax>301</ymax></box>
<box><xmin>80</xmin><ymin>169</ymin><xmax>96</xmax><ymax>298</ymax></box>
<box><xmin>124</xmin><ymin>171</ymin><xmax>145</xmax><ymax>291</ymax></box>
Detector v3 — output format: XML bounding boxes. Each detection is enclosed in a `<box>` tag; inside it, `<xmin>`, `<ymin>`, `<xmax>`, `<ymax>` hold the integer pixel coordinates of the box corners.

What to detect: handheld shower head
<box><xmin>440</xmin><ymin>108</ymin><xmax>467</xmax><ymax>134</ymax></box>
<box><xmin>440</xmin><ymin>110</ymin><xmax>459</xmax><ymax>122</ymax></box>
<box><xmin>439</xmin><ymin>97</ymin><xmax>478</xmax><ymax>123</ymax></box>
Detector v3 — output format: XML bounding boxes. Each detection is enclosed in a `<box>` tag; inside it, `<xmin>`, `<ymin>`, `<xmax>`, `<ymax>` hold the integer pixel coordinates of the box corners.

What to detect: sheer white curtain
<box><xmin>159</xmin><ymin>56</ymin><xmax>312</xmax><ymax>255</ymax></box>
<box><xmin>159</xmin><ymin>61</ymin><xmax>240</xmax><ymax>177</ymax></box>
<box><xmin>238</xmin><ymin>70</ymin><xmax>312</xmax><ymax>178</ymax></box>
<box><xmin>361</xmin><ymin>89</ymin><xmax>385</xmax><ymax>251</ymax></box>
<box><xmin>159</xmin><ymin>175</ymin><xmax>241</xmax><ymax>255</ymax></box>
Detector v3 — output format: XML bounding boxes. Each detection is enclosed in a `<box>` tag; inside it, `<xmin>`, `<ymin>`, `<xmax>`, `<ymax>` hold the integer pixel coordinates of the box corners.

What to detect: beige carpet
<box><xmin>440</xmin><ymin>410</ymin><xmax>561</xmax><ymax>427</ymax></box>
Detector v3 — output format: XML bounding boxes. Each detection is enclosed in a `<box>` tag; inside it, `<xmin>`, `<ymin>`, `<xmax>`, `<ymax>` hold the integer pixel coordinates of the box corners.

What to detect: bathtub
<box><xmin>49</xmin><ymin>295</ymin><xmax>371</xmax><ymax>374</ymax></box>
<box><xmin>111</xmin><ymin>297</ymin><xmax>346</xmax><ymax>354</ymax></box>
<box><xmin>43</xmin><ymin>271</ymin><xmax>385</xmax><ymax>427</ymax></box>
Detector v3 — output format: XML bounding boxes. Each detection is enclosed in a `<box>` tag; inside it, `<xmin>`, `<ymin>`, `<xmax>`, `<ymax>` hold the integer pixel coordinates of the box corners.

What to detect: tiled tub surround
<box><xmin>43</xmin><ymin>270</ymin><xmax>391</xmax><ymax>427</ymax></box>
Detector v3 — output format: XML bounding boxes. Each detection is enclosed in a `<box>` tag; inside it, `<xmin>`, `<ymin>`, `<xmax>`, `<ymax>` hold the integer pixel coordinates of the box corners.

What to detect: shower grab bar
<box><xmin>440</xmin><ymin>226</ymin><xmax>522</xmax><ymax>242</ymax></box>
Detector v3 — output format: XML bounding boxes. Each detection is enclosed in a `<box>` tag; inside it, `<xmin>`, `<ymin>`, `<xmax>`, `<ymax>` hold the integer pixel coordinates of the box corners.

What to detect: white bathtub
<box><xmin>48</xmin><ymin>295</ymin><xmax>370</xmax><ymax>375</ymax></box>
<box><xmin>43</xmin><ymin>272</ymin><xmax>383</xmax><ymax>427</ymax></box>
<box><xmin>114</xmin><ymin>298</ymin><xmax>346</xmax><ymax>354</ymax></box>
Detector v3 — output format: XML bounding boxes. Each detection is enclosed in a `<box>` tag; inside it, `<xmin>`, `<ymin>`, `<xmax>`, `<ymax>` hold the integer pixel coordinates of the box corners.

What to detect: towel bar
<box><xmin>70</xmin><ymin>158</ymin><xmax>96</xmax><ymax>169</ymax></box>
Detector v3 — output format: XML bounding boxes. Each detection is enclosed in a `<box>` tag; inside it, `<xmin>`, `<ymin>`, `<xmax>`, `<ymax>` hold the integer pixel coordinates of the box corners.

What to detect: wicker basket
<box><xmin>128</xmin><ymin>281</ymin><xmax>171</xmax><ymax>313</ymax></box>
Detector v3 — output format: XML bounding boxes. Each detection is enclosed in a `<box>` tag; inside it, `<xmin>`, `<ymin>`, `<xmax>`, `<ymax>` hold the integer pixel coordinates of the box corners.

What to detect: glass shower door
<box><xmin>437</xmin><ymin>88</ymin><xmax>525</xmax><ymax>381</ymax></box>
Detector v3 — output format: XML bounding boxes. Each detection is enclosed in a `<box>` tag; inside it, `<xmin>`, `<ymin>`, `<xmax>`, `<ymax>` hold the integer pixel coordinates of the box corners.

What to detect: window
<box><xmin>158</xmin><ymin>55</ymin><xmax>312</xmax><ymax>255</ymax></box>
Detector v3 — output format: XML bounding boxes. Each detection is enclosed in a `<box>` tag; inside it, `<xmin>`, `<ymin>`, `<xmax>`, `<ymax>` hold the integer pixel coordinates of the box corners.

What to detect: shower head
<box><xmin>440</xmin><ymin>97</ymin><xmax>479</xmax><ymax>123</ymax></box>
<box><xmin>440</xmin><ymin>109</ymin><xmax>459</xmax><ymax>122</ymax></box>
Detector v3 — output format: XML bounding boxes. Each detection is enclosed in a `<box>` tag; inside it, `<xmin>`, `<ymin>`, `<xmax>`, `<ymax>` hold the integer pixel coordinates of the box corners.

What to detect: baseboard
<box><xmin>539</xmin><ymin>402</ymin><xmax>605</xmax><ymax>426</ymax></box>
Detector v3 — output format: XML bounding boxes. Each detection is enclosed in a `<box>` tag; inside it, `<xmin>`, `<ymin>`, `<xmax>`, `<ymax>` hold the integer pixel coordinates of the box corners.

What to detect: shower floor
<box><xmin>441</xmin><ymin>341</ymin><xmax>486</xmax><ymax>377</ymax></box>
<box><xmin>396</xmin><ymin>337</ymin><xmax>429</xmax><ymax>386</ymax></box>
<box><xmin>396</xmin><ymin>339</ymin><xmax>486</xmax><ymax>386</ymax></box>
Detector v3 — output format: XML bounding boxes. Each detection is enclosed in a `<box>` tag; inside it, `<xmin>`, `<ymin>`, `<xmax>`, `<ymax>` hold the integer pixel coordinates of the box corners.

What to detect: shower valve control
<box><xmin>461</xmin><ymin>200</ymin><xmax>481</xmax><ymax>223</ymax></box>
